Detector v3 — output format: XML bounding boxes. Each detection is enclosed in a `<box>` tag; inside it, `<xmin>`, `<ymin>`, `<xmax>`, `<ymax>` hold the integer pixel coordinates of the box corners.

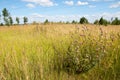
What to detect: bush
<box><xmin>62</xmin><ymin>40</ymin><xmax>100</xmax><ymax>74</ymax></box>
<box><xmin>52</xmin><ymin>27</ymin><xmax>106</xmax><ymax>75</ymax></box>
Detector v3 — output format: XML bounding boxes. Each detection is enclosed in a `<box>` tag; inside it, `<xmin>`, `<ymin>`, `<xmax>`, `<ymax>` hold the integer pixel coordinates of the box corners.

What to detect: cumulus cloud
<box><xmin>88</xmin><ymin>0</ymin><xmax>114</xmax><ymax>2</ymax></box>
<box><xmin>77</xmin><ymin>1</ymin><xmax>88</xmax><ymax>6</ymax></box>
<box><xmin>12</xmin><ymin>11</ymin><xmax>120</xmax><ymax>24</ymax></box>
<box><xmin>88</xmin><ymin>0</ymin><xmax>115</xmax><ymax>2</ymax></box>
<box><xmin>89</xmin><ymin>5</ymin><xmax>96</xmax><ymax>8</ymax></box>
<box><xmin>88</xmin><ymin>0</ymin><xmax>99</xmax><ymax>2</ymax></box>
<box><xmin>90</xmin><ymin>12</ymin><xmax>120</xmax><ymax>22</ymax></box>
<box><xmin>29</xmin><ymin>12</ymin><xmax>120</xmax><ymax>23</ymax></box>
<box><xmin>104</xmin><ymin>0</ymin><xmax>114</xmax><ymax>2</ymax></box>
<box><xmin>110</xmin><ymin>1</ymin><xmax>120</xmax><ymax>8</ymax></box>
<box><xmin>102</xmin><ymin>12</ymin><xmax>120</xmax><ymax>18</ymax></box>
<box><xmin>22</xmin><ymin>0</ymin><xmax>56</xmax><ymax>7</ymax></box>
<box><xmin>11</xmin><ymin>6</ymin><xmax>18</xmax><ymax>9</ymax></box>
<box><xmin>31</xmin><ymin>13</ymin><xmax>44</xmax><ymax>18</ymax></box>
<box><xmin>26</xmin><ymin>3</ymin><xmax>35</xmax><ymax>8</ymax></box>
<box><xmin>64</xmin><ymin>1</ymin><xmax>74</xmax><ymax>6</ymax></box>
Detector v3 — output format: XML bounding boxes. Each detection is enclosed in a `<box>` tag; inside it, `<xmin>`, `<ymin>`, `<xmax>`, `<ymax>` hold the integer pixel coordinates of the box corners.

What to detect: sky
<box><xmin>0</xmin><ymin>0</ymin><xmax>120</xmax><ymax>23</ymax></box>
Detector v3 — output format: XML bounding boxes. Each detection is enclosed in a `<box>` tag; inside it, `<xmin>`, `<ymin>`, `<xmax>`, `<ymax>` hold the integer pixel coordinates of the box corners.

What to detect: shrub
<box><xmin>52</xmin><ymin>26</ymin><xmax>106</xmax><ymax>75</ymax></box>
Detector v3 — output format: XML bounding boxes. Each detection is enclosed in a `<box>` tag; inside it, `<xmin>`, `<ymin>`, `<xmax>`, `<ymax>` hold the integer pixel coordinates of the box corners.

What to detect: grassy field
<box><xmin>0</xmin><ymin>24</ymin><xmax>120</xmax><ymax>80</ymax></box>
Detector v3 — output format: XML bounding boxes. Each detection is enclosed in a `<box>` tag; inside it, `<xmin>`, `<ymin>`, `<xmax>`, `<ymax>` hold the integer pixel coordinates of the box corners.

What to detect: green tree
<box><xmin>23</xmin><ymin>17</ymin><xmax>28</xmax><ymax>24</ymax></box>
<box><xmin>72</xmin><ymin>20</ymin><xmax>77</xmax><ymax>24</ymax></box>
<box><xmin>79</xmin><ymin>17</ymin><xmax>88</xmax><ymax>24</ymax></box>
<box><xmin>9</xmin><ymin>16</ymin><xmax>13</xmax><ymax>25</ymax></box>
<box><xmin>66</xmin><ymin>21</ymin><xmax>70</xmax><ymax>24</ymax></box>
<box><xmin>44</xmin><ymin>19</ymin><xmax>49</xmax><ymax>24</ymax></box>
<box><xmin>99</xmin><ymin>17</ymin><xmax>104</xmax><ymax>25</ymax></box>
<box><xmin>2</xmin><ymin>8</ymin><xmax>9</xmax><ymax>17</ymax></box>
<box><xmin>112</xmin><ymin>17</ymin><xmax>120</xmax><ymax>25</ymax></box>
<box><xmin>16</xmin><ymin>17</ymin><xmax>19</xmax><ymax>25</ymax></box>
<box><xmin>2</xmin><ymin>8</ymin><xmax>10</xmax><ymax>26</ymax></box>
<box><xmin>4</xmin><ymin>18</ymin><xmax>10</xmax><ymax>26</ymax></box>
<box><xmin>0</xmin><ymin>15</ymin><xmax>1</xmax><ymax>23</ymax></box>
<box><xmin>94</xmin><ymin>20</ymin><xmax>99</xmax><ymax>24</ymax></box>
<box><xmin>0</xmin><ymin>23</ymin><xmax>4</xmax><ymax>26</ymax></box>
<box><xmin>0</xmin><ymin>15</ymin><xmax>2</xmax><ymax>26</ymax></box>
<box><xmin>99</xmin><ymin>17</ymin><xmax>108</xmax><ymax>26</ymax></box>
<box><xmin>0</xmin><ymin>15</ymin><xmax>3</xmax><ymax>26</ymax></box>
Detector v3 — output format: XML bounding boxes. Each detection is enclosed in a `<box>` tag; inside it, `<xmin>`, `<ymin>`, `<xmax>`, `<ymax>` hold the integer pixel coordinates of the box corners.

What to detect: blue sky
<box><xmin>0</xmin><ymin>0</ymin><xmax>120</xmax><ymax>23</ymax></box>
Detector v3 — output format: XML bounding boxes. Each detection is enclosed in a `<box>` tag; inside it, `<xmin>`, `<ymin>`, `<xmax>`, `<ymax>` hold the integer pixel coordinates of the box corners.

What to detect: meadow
<box><xmin>0</xmin><ymin>24</ymin><xmax>120</xmax><ymax>80</ymax></box>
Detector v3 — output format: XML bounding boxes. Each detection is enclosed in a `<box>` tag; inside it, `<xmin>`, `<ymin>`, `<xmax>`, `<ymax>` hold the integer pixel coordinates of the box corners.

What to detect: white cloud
<box><xmin>88</xmin><ymin>0</ymin><xmax>99</xmax><ymax>2</ymax></box>
<box><xmin>14</xmin><ymin>12</ymin><xmax>120</xmax><ymax>23</ymax></box>
<box><xmin>22</xmin><ymin>0</ymin><xmax>56</xmax><ymax>7</ymax></box>
<box><xmin>89</xmin><ymin>5</ymin><xmax>96</xmax><ymax>8</ymax></box>
<box><xmin>104</xmin><ymin>0</ymin><xmax>114</xmax><ymax>2</ymax></box>
<box><xmin>102</xmin><ymin>12</ymin><xmax>120</xmax><ymax>18</ymax></box>
<box><xmin>28</xmin><ymin>13</ymin><xmax>82</xmax><ymax>22</ymax></box>
<box><xmin>64</xmin><ymin>1</ymin><xmax>74</xmax><ymax>6</ymax></box>
<box><xmin>90</xmin><ymin>12</ymin><xmax>120</xmax><ymax>22</ymax></box>
<box><xmin>77</xmin><ymin>1</ymin><xmax>88</xmax><ymax>6</ymax></box>
<box><xmin>110</xmin><ymin>1</ymin><xmax>120</xmax><ymax>8</ymax></box>
<box><xmin>26</xmin><ymin>3</ymin><xmax>35</xmax><ymax>8</ymax></box>
<box><xmin>31</xmin><ymin>13</ymin><xmax>44</xmax><ymax>18</ymax></box>
<box><xmin>88</xmin><ymin>0</ymin><xmax>114</xmax><ymax>2</ymax></box>
<box><xmin>11</xmin><ymin>6</ymin><xmax>18</xmax><ymax>9</ymax></box>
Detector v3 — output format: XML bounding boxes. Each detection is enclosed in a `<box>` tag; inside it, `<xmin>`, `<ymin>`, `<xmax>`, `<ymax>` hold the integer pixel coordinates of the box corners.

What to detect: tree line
<box><xmin>43</xmin><ymin>17</ymin><xmax>120</xmax><ymax>26</ymax></box>
<box><xmin>0</xmin><ymin>8</ymin><xmax>120</xmax><ymax>26</ymax></box>
<box><xmin>93</xmin><ymin>17</ymin><xmax>120</xmax><ymax>26</ymax></box>
<box><xmin>69</xmin><ymin>17</ymin><xmax>120</xmax><ymax>25</ymax></box>
<box><xmin>0</xmin><ymin>8</ymin><xmax>28</xmax><ymax>26</ymax></box>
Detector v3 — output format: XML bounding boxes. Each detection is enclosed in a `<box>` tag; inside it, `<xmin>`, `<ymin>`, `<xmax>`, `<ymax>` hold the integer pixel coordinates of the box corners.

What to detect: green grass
<box><xmin>0</xmin><ymin>24</ymin><xmax>120</xmax><ymax>80</ymax></box>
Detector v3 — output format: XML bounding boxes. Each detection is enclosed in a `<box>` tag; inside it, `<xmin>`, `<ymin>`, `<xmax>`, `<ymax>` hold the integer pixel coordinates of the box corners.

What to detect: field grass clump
<box><xmin>52</xmin><ymin>26</ymin><xmax>107</xmax><ymax>75</ymax></box>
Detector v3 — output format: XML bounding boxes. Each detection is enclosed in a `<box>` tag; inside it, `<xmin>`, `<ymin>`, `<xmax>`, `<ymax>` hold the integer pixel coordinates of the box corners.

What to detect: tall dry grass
<box><xmin>0</xmin><ymin>24</ymin><xmax>120</xmax><ymax>80</ymax></box>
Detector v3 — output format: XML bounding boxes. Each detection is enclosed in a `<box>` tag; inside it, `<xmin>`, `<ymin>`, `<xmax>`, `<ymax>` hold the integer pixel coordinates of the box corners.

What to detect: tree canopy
<box><xmin>9</xmin><ymin>16</ymin><xmax>13</xmax><ymax>25</ymax></box>
<box><xmin>2</xmin><ymin>8</ymin><xmax>10</xmax><ymax>26</ymax></box>
<box><xmin>44</xmin><ymin>19</ymin><xmax>49</xmax><ymax>24</ymax></box>
<box><xmin>79</xmin><ymin>17</ymin><xmax>89</xmax><ymax>24</ymax></box>
<box><xmin>23</xmin><ymin>17</ymin><xmax>28</xmax><ymax>24</ymax></box>
<box><xmin>16</xmin><ymin>17</ymin><xmax>20</xmax><ymax>25</ymax></box>
<box><xmin>111</xmin><ymin>17</ymin><xmax>120</xmax><ymax>25</ymax></box>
